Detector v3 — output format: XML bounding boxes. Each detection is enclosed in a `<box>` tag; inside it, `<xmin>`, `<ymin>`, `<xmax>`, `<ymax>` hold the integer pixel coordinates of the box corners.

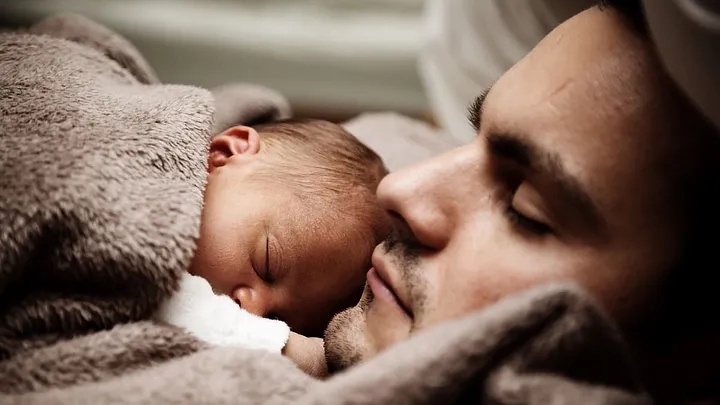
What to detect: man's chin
<box><xmin>323</xmin><ymin>288</ymin><xmax>374</xmax><ymax>373</ymax></box>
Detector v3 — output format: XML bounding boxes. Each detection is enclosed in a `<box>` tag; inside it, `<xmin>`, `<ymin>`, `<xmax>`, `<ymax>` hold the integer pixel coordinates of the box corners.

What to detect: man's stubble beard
<box><xmin>323</xmin><ymin>229</ymin><xmax>427</xmax><ymax>373</ymax></box>
<box><xmin>324</xmin><ymin>287</ymin><xmax>374</xmax><ymax>373</ymax></box>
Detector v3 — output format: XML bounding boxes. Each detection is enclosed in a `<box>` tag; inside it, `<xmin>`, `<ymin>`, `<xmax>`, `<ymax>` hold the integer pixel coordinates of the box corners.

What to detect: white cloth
<box><xmin>418</xmin><ymin>0</ymin><xmax>594</xmax><ymax>143</ymax></box>
<box><xmin>154</xmin><ymin>273</ymin><xmax>290</xmax><ymax>353</ymax></box>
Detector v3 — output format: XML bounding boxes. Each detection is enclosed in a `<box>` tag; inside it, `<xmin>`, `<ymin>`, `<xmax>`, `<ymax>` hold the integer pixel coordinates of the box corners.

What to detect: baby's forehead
<box><xmin>279</xmin><ymin>202</ymin><xmax>374</xmax><ymax>257</ymax></box>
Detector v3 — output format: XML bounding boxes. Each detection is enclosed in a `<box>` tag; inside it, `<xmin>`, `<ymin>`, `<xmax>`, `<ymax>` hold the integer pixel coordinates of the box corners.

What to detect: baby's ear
<box><xmin>208</xmin><ymin>126</ymin><xmax>261</xmax><ymax>171</ymax></box>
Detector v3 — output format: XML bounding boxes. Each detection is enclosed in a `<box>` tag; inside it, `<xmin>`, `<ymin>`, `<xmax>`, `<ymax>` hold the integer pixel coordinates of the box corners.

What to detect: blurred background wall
<box><xmin>0</xmin><ymin>0</ymin><xmax>430</xmax><ymax>122</ymax></box>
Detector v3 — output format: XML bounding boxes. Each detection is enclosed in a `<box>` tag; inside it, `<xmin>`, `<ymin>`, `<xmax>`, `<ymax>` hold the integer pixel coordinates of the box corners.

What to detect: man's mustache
<box><xmin>377</xmin><ymin>215</ymin><xmax>428</xmax><ymax>322</ymax></box>
<box><xmin>382</xmin><ymin>215</ymin><xmax>425</xmax><ymax>262</ymax></box>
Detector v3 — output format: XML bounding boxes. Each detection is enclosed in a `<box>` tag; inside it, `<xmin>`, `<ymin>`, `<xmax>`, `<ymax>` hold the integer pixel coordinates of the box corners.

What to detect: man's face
<box><xmin>326</xmin><ymin>7</ymin><xmax>698</xmax><ymax>370</ymax></box>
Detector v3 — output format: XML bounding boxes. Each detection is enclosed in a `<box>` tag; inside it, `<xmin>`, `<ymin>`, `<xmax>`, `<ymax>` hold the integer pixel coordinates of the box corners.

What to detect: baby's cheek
<box><xmin>280</xmin><ymin>288</ymin><xmax>350</xmax><ymax>337</ymax></box>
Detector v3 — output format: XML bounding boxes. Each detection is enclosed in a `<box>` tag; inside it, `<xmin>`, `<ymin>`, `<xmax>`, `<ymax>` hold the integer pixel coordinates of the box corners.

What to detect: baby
<box><xmin>155</xmin><ymin>119</ymin><xmax>390</xmax><ymax>372</ymax></box>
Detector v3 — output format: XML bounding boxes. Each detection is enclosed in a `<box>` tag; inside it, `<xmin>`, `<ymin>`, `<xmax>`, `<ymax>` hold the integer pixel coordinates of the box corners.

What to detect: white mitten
<box><xmin>154</xmin><ymin>273</ymin><xmax>290</xmax><ymax>353</ymax></box>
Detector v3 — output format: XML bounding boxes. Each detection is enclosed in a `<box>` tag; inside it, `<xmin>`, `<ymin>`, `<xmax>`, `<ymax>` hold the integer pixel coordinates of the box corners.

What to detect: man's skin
<box><xmin>323</xmin><ymin>6</ymin><xmax>720</xmax><ymax>400</ymax></box>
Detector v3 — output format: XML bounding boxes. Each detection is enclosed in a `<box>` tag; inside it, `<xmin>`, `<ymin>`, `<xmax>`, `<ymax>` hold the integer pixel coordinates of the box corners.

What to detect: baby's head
<box><xmin>190</xmin><ymin>118</ymin><xmax>390</xmax><ymax>336</ymax></box>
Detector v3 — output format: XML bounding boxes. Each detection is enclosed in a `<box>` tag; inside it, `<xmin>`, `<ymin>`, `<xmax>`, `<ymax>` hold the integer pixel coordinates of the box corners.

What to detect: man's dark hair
<box><xmin>597</xmin><ymin>0</ymin><xmax>648</xmax><ymax>34</ymax></box>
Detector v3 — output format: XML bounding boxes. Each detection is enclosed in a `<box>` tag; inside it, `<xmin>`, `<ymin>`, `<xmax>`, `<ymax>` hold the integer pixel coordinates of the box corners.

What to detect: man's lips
<box><xmin>367</xmin><ymin>252</ymin><xmax>412</xmax><ymax>318</ymax></box>
<box><xmin>367</xmin><ymin>268</ymin><xmax>412</xmax><ymax>318</ymax></box>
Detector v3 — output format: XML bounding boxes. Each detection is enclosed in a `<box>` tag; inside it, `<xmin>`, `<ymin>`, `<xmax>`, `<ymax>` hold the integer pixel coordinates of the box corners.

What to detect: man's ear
<box><xmin>208</xmin><ymin>126</ymin><xmax>261</xmax><ymax>172</ymax></box>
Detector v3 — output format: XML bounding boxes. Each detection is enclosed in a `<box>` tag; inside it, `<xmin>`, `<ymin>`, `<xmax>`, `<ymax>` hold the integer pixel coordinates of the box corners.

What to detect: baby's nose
<box><xmin>231</xmin><ymin>286</ymin><xmax>270</xmax><ymax>318</ymax></box>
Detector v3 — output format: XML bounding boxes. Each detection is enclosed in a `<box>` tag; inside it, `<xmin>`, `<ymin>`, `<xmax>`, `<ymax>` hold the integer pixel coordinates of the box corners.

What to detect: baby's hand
<box><xmin>155</xmin><ymin>273</ymin><xmax>290</xmax><ymax>353</ymax></box>
<box><xmin>283</xmin><ymin>332</ymin><xmax>328</xmax><ymax>379</ymax></box>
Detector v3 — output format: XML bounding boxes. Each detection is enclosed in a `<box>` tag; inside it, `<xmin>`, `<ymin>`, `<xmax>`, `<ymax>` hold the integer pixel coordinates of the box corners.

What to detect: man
<box><xmin>325</xmin><ymin>0</ymin><xmax>720</xmax><ymax>400</ymax></box>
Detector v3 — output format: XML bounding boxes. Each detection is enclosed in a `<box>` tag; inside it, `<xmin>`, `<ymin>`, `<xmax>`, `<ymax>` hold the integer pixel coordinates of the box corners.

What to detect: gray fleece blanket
<box><xmin>0</xmin><ymin>14</ymin><xmax>652</xmax><ymax>404</ymax></box>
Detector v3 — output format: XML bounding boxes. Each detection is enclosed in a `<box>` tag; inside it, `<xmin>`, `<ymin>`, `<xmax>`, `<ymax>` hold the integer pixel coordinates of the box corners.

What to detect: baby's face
<box><xmin>191</xmin><ymin>150</ymin><xmax>372</xmax><ymax>336</ymax></box>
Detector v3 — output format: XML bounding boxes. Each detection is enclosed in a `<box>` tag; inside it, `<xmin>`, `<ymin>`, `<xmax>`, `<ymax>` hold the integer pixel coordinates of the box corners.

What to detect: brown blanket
<box><xmin>0</xmin><ymin>14</ymin><xmax>653</xmax><ymax>404</ymax></box>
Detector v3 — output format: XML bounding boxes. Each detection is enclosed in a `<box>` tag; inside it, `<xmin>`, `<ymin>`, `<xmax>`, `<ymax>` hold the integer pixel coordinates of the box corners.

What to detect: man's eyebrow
<box><xmin>486</xmin><ymin>132</ymin><xmax>607</xmax><ymax>233</ymax></box>
<box><xmin>467</xmin><ymin>86</ymin><xmax>492</xmax><ymax>132</ymax></box>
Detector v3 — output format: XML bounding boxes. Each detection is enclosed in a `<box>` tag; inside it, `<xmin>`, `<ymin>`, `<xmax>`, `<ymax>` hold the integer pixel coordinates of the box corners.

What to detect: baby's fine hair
<box><xmin>254</xmin><ymin>118</ymin><xmax>387</xmax><ymax>190</ymax></box>
<box><xmin>253</xmin><ymin>118</ymin><xmax>390</xmax><ymax>249</ymax></box>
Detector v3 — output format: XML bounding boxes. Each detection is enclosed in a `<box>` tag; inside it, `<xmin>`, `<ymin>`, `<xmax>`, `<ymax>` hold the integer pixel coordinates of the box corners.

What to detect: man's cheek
<box><xmin>417</xmin><ymin>258</ymin><xmax>498</xmax><ymax>329</ymax></box>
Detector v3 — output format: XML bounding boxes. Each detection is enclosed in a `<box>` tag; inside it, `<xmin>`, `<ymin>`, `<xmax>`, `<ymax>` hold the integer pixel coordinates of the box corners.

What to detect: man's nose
<box><xmin>377</xmin><ymin>147</ymin><xmax>474</xmax><ymax>250</ymax></box>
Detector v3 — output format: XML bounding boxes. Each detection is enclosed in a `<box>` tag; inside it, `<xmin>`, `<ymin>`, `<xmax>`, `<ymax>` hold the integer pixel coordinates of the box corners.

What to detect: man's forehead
<box><xmin>465</xmin><ymin>7</ymin><xmax>698</xmax><ymax>238</ymax></box>
<box><xmin>483</xmin><ymin>10</ymin><xmax>667</xmax><ymax>155</ymax></box>
<box><xmin>536</xmin><ymin>7</ymin><xmax>644</xmax><ymax>64</ymax></box>
<box><xmin>501</xmin><ymin>15</ymin><xmax>649</xmax><ymax>113</ymax></box>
